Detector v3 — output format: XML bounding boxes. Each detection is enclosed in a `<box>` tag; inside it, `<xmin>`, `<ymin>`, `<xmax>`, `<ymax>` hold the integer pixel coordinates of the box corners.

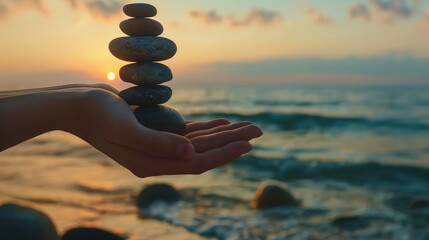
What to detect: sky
<box><xmin>0</xmin><ymin>0</ymin><xmax>428</xmax><ymax>89</ymax></box>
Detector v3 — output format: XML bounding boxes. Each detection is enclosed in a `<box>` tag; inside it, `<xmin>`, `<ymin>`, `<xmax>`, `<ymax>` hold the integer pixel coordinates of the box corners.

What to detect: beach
<box><xmin>1</xmin><ymin>84</ymin><xmax>429</xmax><ymax>239</ymax></box>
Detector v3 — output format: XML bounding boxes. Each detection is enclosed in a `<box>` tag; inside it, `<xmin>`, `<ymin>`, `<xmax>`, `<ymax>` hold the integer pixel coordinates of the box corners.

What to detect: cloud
<box><xmin>349</xmin><ymin>0</ymin><xmax>422</xmax><ymax>25</ymax></box>
<box><xmin>349</xmin><ymin>2</ymin><xmax>371</xmax><ymax>21</ymax></box>
<box><xmin>229</xmin><ymin>8</ymin><xmax>284</xmax><ymax>27</ymax></box>
<box><xmin>66</xmin><ymin>0</ymin><xmax>123</xmax><ymax>20</ymax></box>
<box><xmin>189</xmin><ymin>8</ymin><xmax>283</xmax><ymax>28</ymax></box>
<box><xmin>0</xmin><ymin>3</ymin><xmax>7</xmax><ymax>18</ymax></box>
<box><xmin>426</xmin><ymin>8</ymin><xmax>429</xmax><ymax>23</ymax></box>
<box><xmin>0</xmin><ymin>0</ymin><xmax>123</xmax><ymax>21</ymax></box>
<box><xmin>189</xmin><ymin>10</ymin><xmax>223</xmax><ymax>24</ymax></box>
<box><xmin>305</xmin><ymin>7</ymin><xmax>334</xmax><ymax>26</ymax></box>
<box><xmin>0</xmin><ymin>0</ymin><xmax>49</xmax><ymax>18</ymax></box>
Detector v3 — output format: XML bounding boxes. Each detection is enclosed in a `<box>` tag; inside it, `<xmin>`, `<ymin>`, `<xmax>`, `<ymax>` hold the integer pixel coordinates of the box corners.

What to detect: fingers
<box><xmin>189</xmin><ymin>141</ymin><xmax>253</xmax><ymax>173</ymax></box>
<box><xmin>119</xmin><ymin>122</ymin><xmax>195</xmax><ymax>159</ymax></box>
<box><xmin>191</xmin><ymin>124</ymin><xmax>263</xmax><ymax>153</ymax></box>
<box><xmin>184</xmin><ymin>119</ymin><xmax>230</xmax><ymax>135</ymax></box>
<box><xmin>106</xmin><ymin>140</ymin><xmax>252</xmax><ymax>178</ymax></box>
<box><xmin>186</xmin><ymin>121</ymin><xmax>253</xmax><ymax>139</ymax></box>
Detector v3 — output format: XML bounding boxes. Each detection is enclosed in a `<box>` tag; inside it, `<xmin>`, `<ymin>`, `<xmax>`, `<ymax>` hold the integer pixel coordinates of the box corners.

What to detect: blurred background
<box><xmin>1</xmin><ymin>0</ymin><xmax>429</xmax><ymax>239</ymax></box>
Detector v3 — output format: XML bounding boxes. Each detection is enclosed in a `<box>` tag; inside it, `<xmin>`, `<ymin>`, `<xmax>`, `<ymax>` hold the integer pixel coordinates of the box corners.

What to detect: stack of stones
<box><xmin>109</xmin><ymin>3</ymin><xmax>186</xmax><ymax>135</ymax></box>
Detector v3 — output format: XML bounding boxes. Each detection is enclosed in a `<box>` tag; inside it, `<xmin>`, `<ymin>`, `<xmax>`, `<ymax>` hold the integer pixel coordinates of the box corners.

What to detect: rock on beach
<box><xmin>137</xmin><ymin>183</ymin><xmax>180</xmax><ymax>209</ymax></box>
<box><xmin>252</xmin><ymin>181</ymin><xmax>300</xmax><ymax>209</ymax></box>
<box><xmin>0</xmin><ymin>203</ymin><xmax>60</xmax><ymax>240</ymax></box>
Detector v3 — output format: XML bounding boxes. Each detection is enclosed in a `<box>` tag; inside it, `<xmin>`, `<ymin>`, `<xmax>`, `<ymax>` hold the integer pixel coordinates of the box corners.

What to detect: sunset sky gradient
<box><xmin>0</xmin><ymin>0</ymin><xmax>428</xmax><ymax>89</ymax></box>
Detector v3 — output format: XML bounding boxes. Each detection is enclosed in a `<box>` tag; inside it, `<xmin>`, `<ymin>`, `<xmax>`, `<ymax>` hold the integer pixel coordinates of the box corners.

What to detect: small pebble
<box><xmin>137</xmin><ymin>183</ymin><xmax>180</xmax><ymax>209</ymax></box>
<box><xmin>109</xmin><ymin>37</ymin><xmax>177</xmax><ymax>62</ymax></box>
<box><xmin>252</xmin><ymin>181</ymin><xmax>300</xmax><ymax>209</ymax></box>
<box><xmin>62</xmin><ymin>227</ymin><xmax>125</xmax><ymax>240</ymax></box>
<box><xmin>134</xmin><ymin>105</ymin><xmax>186</xmax><ymax>135</ymax></box>
<box><xmin>409</xmin><ymin>199</ymin><xmax>429</xmax><ymax>209</ymax></box>
<box><xmin>119</xmin><ymin>85</ymin><xmax>172</xmax><ymax>105</ymax></box>
<box><xmin>120</xmin><ymin>63</ymin><xmax>172</xmax><ymax>86</ymax></box>
<box><xmin>123</xmin><ymin>3</ymin><xmax>157</xmax><ymax>18</ymax></box>
<box><xmin>120</xmin><ymin>18</ymin><xmax>164</xmax><ymax>36</ymax></box>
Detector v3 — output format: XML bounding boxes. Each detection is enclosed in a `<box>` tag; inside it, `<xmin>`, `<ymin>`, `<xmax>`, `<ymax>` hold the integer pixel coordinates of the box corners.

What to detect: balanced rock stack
<box><xmin>109</xmin><ymin>3</ymin><xmax>186</xmax><ymax>135</ymax></box>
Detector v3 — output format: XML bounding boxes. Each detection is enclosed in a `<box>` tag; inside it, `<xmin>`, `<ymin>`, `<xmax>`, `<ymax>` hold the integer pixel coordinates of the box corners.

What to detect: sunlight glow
<box><xmin>107</xmin><ymin>72</ymin><xmax>116</xmax><ymax>81</ymax></box>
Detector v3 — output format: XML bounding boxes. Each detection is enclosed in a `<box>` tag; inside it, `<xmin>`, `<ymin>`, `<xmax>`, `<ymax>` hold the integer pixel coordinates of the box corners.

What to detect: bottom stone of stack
<box><xmin>134</xmin><ymin>105</ymin><xmax>186</xmax><ymax>135</ymax></box>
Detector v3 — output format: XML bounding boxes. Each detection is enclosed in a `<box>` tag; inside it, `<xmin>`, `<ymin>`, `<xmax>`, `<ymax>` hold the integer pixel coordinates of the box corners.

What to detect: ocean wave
<box><xmin>231</xmin><ymin>156</ymin><xmax>429</xmax><ymax>192</ymax></box>
<box><xmin>254</xmin><ymin>100</ymin><xmax>341</xmax><ymax>107</ymax></box>
<box><xmin>186</xmin><ymin>112</ymin><xmax>429</xmax><ymax>132</ymax></box>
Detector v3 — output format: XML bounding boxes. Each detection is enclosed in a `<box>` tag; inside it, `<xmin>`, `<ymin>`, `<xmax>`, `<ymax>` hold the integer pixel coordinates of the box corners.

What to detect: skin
<box><xmin>0</xmin><ymin>84</ymin><xmax>263</xmax><ymax>178</ymax></box>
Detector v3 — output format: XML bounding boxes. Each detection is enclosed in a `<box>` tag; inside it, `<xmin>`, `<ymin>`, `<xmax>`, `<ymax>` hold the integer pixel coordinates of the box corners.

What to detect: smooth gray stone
<box><xmin>0</xmin><ymin>203</ymin><xmax>60</xmax><ymax>240</ymax></box>
<box><xmin>120</xmin><ymin>18</ymin><xmax>163</xmax><ymax>37</ymax></box>
<box><xmin>119</xmin><ymin>86</ymin><xmax>172</xmax><ymax>105</ymax></box>
<box><xmin>120</xmin><ymin>63</ymin><xmax>172</xmax><ymax>86</ymax></box>
<box><xmin>123</xmin><ymin>3</ymin><xmax>157</xmax><ymax>18</ymax></box>
<box><xmin>137</xmin><ymin>184</ymin><xmax>180</xmax><ymax>209</ymax></box>
<box><xmin>134</xmin><ymin>105</ymin><xmax>186</xmax><ymax>135</ymax></box>
<box><xmin>109</xmin><ymin>37</ymin><xmax>177</xmax><ymax>62</ymax></box>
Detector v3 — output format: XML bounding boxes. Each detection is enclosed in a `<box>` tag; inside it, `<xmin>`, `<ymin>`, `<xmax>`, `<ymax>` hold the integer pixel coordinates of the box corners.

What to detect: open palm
<box><xmin>56</xmin><ymin>84</ymin><xmax>263</xmax><ymax>178</ymax></box>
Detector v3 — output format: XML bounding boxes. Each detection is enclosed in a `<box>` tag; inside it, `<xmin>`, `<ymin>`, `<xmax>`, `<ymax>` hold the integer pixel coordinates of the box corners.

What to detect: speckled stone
<box><xmin>109</xmin><ymin>37</ymin><xmax>177</xmax><ymax>62</ymax></box>
<box><xmin>123</xmin><ymin>3</ymin><xmax>157</xmax><ymax>18</ymax></box>
<box><xmin>120</xmin><ymin>18</ymin><xmax>163</xmax><ymax>36</ymax></box>
<box><xmin>134</xmin><ymin>105</ymin><xmax>186</xmax><ymax>135</ymax></box>
<box><xmin>120</xmin><ymin>63</ymin><xmax>172</xmax><ymax>86</ymax></box>
<box><xmin>119</xmin><ymin>86</ymin><xmax>172</xmax><ymax>105</ymax></box>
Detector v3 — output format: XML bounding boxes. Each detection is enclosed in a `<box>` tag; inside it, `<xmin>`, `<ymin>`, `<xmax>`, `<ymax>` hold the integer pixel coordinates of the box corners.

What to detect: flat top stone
<box><xmin>123</xmin><ymin>3</ymin><xmax>157</xmax><ymax>18</ymax></box>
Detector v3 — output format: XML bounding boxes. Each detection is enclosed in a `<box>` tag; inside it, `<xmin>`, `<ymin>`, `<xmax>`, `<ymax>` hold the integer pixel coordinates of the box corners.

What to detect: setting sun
<box><xmin>107</xmin><ymin>72</ymin><xmax>116</xmax><ymax>81</ymax></box>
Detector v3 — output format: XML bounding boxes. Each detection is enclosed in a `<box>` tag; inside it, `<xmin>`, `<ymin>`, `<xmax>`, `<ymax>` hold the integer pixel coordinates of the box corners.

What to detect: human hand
<box><xmin>0</xmin><ymin>84</ymin><xmax>263</xmax><ymax>177</ymax></box>
<box><xmin>70</xmin><ymin>86</ymin><xmax>263</xmax><ymax>177</ymax></box>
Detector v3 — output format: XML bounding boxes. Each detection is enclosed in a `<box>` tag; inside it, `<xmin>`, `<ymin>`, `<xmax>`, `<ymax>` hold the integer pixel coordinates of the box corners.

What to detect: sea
<box><xmin>1</xmin><ymin>84</ymin><xmax>429</xmax><ymax>240</ymax></box>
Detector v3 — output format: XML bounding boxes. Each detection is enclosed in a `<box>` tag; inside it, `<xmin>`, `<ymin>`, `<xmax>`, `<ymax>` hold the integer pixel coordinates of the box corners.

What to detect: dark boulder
<box><xmin>137</xmin><ymin>183</ymin><xmax>180</xmax><ymax>209</ymax></box>
<box><xmin>62</xmin><ymin>227</ymin><xmax>125</xmax><ymax>240</ymax></box>
<box><xmin>0</xmin><ymin>203</ymin><xmax>60</xmax><ymax>240</ymax></box>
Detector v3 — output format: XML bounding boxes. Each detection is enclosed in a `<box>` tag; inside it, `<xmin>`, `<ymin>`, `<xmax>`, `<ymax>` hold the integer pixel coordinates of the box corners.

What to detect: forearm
<box><xmin>0</xmin><ymin>90</ymin><xmax>83</xmax><ymax>151</ymax></box>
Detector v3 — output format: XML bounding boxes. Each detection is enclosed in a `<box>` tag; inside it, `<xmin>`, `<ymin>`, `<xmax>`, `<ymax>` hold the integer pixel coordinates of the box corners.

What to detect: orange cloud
<box><xmin>426</xmin><ymin>8</ymin><xmax>429</xmax><ymax>24</ymax></box>
<box><xmin>0</xmin><ymin>0</ymin><xmax>123</xmax><ymax>21</ymax></box>
<box><xmin>305</xmin><ymin>7</ymin><xmax>334</xmax><ymax>26</ymax></box>
<box><xmin>189</xmin><ymin>10</ymin><xmax>223</xmax><ymax>25</ymax></box>
<box><xmin>189</xmin><ymin>8</ymin><xmax>283</xmax><ymax>28</ymax></box>
<box><xmin>0</xmin><ymin>0</ymin><xmax>49</xmax><ymax>19</ymax></box>
<box><xmin>66</xmin><ymin>0</ymin><xmax>123</xmax><ymax>21</ymax></box>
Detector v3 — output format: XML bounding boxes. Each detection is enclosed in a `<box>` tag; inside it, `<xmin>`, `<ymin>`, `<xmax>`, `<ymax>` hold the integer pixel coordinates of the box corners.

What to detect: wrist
<box><xmin>0</xmin><ymin>90</ymin><xmax>86</xmax><ymax>150</ymax></box>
